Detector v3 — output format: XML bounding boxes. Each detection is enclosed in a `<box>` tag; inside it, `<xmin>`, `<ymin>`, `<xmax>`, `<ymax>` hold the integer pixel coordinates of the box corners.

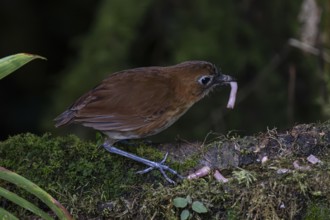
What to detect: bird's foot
<box><xmin>103</xmin><ymin>143</ymin><xmax>183</xmax><ymax>184</ymax></box>
<box><xmin>136</xmin><ymin>152</ymin><xmax>183</xmax><ymax>184</ymax></box>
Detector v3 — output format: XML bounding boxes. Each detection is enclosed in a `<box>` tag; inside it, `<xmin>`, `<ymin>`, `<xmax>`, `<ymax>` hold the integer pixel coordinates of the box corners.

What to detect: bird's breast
<box><xmin>138</xmin><ymin>102</ymin><xmax>194</xmax><ymax>137</ymax></box>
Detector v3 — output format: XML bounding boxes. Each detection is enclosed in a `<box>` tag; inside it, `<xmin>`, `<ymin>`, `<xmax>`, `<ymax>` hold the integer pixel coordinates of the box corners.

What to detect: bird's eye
<box><xmin>198</xmin><ymin>75</ymin><xmax>212</xmax><ymax>86</ymax></box>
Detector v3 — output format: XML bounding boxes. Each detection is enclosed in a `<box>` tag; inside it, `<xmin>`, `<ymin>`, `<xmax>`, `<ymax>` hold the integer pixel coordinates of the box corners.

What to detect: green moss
<box><xmin>134</xmin><ymin>142</ymin><xmax>166</xmax><ymax>160</ymax></box>
<box><xmin>174</xmin><ymin>155</ymin><xmax>200</xmax><ymax>172</ymax></box>
<box><xmin>304</xmin><ymin>201</ymin><xmax>330</xmax><ymax>220</ymax></box>
<box><xmin>1</xmin><ymin>122</ymin><xmax>330</xmax><ymax>219</ymax></box>
<box><xmin>0</xmin><ymin>133</ymin><xmax>173</xmax><ymax>218</ymax></box>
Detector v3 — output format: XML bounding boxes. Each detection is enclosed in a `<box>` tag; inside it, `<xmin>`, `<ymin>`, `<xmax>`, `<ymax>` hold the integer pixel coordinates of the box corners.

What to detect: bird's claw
<box><xmin>136</xmin><ymin>152</ymin><xmax>183</xmax><ymax>184</ymax></box>
<box><xmin>103</xmin><ymin>144</ymin><xmax>183</xmax><ymax>184</ymax></box>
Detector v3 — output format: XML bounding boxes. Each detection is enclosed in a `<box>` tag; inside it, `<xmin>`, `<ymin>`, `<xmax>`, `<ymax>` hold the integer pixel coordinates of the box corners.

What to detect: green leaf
<box><xmin>0</xmin><ymin>53</ymin><xmax>46</xmax><ymax>80</ymax></box>
<box><xmin>0</xmin><ymin>167</ymin><xmax>72</xmax><ymax>219</ymax></box>
<box><xmin>180</xmin><ymin>209</ymin><xmax>190</xmax><ymax>220</ymax></box>
<box><xmin>173</xmin><ymin>197</ymin><xmax>188</xmax><ymax>208</ymax></box>
<box><xmin>0</xmin><ymin>187</ymin><xmax>52</xmax><ymax>220</ymax></box>
<box><xmin>192</xmin><ymin>201</ymin><xmax>207</xmax><ymax>213</ymax></box>
<box><xmin>186</xmin><ymin>195</ymin><xmax>192</xmax><ymax>204</ymax></box>
<box><xmin>0</xmin><ymin>207</ymin><xmax>19</xmax><ymax>220</ymax></box>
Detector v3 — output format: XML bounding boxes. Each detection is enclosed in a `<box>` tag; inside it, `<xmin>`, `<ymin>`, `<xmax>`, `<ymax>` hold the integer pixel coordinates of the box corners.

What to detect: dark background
<box><xmin>0</xmin><ymin>0</ymin><xmax>329</xmax><ymax>142</ymax></box>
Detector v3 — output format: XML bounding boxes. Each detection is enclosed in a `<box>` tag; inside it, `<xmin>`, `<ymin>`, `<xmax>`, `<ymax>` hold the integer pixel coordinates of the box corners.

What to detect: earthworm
<box><xmin>227</xmin><ymin>81</ymin><xmax>238</xmax><ymax>109</ymax></box>
<box><xmin>187</xmin><ymin>166</ymin><xmax>211</xmax><ymax>180</ymax></box>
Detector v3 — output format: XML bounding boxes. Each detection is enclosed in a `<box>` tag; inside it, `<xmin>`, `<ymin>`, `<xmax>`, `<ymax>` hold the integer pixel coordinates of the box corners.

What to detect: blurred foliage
<box><xmin>0</xmin><ymin>0</ymin><xmax>328</xmax><ymax>140</ymax></box>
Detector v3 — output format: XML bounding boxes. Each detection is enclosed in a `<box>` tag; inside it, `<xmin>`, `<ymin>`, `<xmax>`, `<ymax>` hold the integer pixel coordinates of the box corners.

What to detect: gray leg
<box><xmin>102</xmin><ymin>142</ymin><xmax>183</xmax><ymax>184</ymax></box>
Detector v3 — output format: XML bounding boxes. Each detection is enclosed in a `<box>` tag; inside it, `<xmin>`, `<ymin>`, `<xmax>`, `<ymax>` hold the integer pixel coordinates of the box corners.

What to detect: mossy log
<box><xmin>1</xmin><ymin>121</ymin><xmax>330</xmax><ymax>219</ymax></box>
<box><xmin>164</xmin><ymin>122</ymin><xmax>329</xmax><ymax>174</ymax></box>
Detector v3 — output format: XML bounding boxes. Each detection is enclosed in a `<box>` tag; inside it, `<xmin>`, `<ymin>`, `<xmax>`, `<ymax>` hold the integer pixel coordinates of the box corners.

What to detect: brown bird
<box><xmin>55</xmin><ymin>61</ymin><xmax>237</xmax><ymax>183</ymax></box>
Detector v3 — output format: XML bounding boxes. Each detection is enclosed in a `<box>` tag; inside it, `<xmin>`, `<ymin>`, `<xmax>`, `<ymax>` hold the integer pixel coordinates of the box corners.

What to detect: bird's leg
<box><xmin>102</xmin><ymin>142</ymin><xmax>183</xmax><ymax>184</ymax></box>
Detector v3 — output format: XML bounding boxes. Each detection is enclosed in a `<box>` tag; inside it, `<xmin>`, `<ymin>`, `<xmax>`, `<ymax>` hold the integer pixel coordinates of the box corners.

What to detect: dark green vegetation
<box><xmin>0</xmin><ymin>133</ymin><xmax>195</xmax><ymax>218</ymax></box>
<box><xmin>1</xmin><ymin>121</ymin><xmax>330</xmax><ymax>219</ymax></box>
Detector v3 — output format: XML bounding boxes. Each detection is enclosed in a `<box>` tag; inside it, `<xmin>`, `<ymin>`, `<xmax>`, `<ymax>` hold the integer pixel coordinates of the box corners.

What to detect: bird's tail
<box><xmin>54</xmin><ymin>110</ymin><xmax>75</xmax><ymax>127</ymax></box>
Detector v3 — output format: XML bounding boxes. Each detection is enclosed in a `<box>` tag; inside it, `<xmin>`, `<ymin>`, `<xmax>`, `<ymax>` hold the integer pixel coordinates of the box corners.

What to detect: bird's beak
<box><xmin>215</xmin><ymin>73</ymin><xmax>236</xmax><ymax>85</ymax></box>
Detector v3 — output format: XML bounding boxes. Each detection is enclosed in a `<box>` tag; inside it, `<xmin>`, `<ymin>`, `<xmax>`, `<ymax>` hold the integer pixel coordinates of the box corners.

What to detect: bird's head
<box><xmin>168</xmin><ymin>61</ymin><xmax>236</xmax><ymax>101</ymax></box>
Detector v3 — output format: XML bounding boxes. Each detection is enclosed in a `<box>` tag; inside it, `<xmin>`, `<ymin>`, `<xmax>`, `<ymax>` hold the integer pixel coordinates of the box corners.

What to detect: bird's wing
<box><xmin>71</xmin><ymin>68</ymin><xmax>176</xmax><ymax>132</ymax></box>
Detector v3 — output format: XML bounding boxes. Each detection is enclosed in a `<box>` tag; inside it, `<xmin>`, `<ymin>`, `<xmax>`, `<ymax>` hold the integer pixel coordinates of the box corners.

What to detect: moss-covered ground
<box><xmin>1</xmin><ymin>121</ymin><xmax>330</xmax><ymax>219</ymax></box>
